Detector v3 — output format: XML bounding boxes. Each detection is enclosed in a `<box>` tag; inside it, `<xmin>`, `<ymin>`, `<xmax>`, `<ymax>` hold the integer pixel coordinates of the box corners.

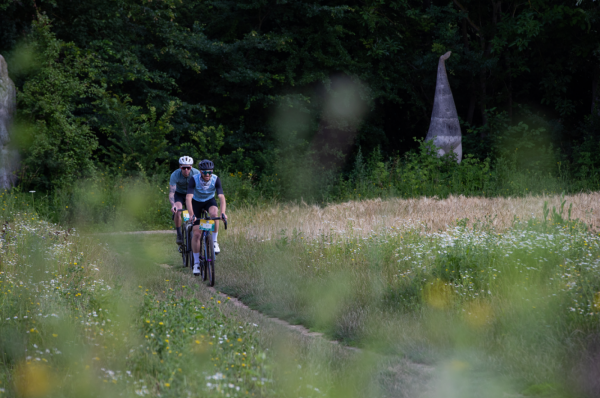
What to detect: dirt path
<box><xmin>122</xmin><ymin>232</ymin><xmax>426</xmax><ymax>362</ymax></box>
<box><xmin>212</xmin><ymin>288</ymin><xmax>363</xmax><ymax>349</ymax></box>
<box><xmin>95</xmin><ymin>230</ymin><xmax>175</xmax><ymax>235</ymax></box>
<box><xmin>158</xmin><ymin>262</ymin><xmax>361</xmax><ymax>349</ymax></box>
<box><xmin>158</xmin><ymin>261</ymin><xmax>435</xmax><ymax>398</ymax></box>
<box><xmin>157</xmin><ymin>260</ymin><xmax>435</xmax><ymax>397</ymax></box>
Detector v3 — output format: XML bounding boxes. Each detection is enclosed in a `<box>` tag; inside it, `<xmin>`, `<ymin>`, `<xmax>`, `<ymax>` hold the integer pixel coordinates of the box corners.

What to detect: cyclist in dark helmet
<box><xmin>169</xmin><ymin>156</ymin><xmax>199</xmax><ymax>245</ymax></box>
<box><xmin>186</xmin><ymin>159</ymin><xmax>227</xmax><ymax>276</ymax></box>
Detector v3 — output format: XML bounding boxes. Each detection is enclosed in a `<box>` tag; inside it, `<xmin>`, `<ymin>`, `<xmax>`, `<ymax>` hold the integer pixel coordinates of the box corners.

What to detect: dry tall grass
<box><xmin>231</xmin><ymin>192</ymin><xmax>600</xmax><ymax>240</ymax></box>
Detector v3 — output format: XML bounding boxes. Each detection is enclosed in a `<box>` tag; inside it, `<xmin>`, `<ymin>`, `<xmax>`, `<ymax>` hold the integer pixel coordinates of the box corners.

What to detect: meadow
<box><xmin>0</xmin><ymin>216</ymin><xmax>281</xmax><ymax>397</ymax></box>
<box><xmin>0</xmin><ymin>205</ymin><xmax>430</xmax><ymax>398</ymax></box>
<box><xmin>1</xmin><ymin>190</ymin><xmax>600</xmax><ymax>397</ymax></box>
<box><xmin>215</xmin><ymin>192</ymin><xmax>600</xmax><ymax>396</ymax></box>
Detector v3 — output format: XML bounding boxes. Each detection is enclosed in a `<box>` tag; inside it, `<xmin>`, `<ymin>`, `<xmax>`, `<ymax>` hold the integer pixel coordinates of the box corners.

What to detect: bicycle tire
<box><xmin>201</xmin><ymin>232</ymin><xmax>208</xmax><ymax>281</ymax></box>
<box><xmin>205</xmin><ymin>231</ymin><xmax>215</xmax><ymax>287</ymax></box>
<box><xmin>200</xmin><ymin>258</ymin><xmax>207</xmax><ymax>280</ymax></box>
<box><xmin>181</xmin><ymin>224</ymin><xmax>189</xmax><ymax>267</ymax></box>
<box><xmin>179</xmin><ymin>243</ymin><xmax>187</xmax><ymax>268</ymax></box>
<box><xmin>188</xmin><ymin>225</ymin><xmax>194</xmax><ymax>269</ymax></box>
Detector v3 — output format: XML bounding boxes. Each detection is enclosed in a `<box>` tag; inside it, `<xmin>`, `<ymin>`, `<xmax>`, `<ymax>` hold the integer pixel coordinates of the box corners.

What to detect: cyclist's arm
<box><xmin>168</xmin><ymin>184</ymin><xmax>176</xmax><ymax>207</ymax></box>
<box><xmin>215</xmin><ymin>177</ymin><xmax>227</xmax><ymax>218</ymax></box>
<box><xmin>218</xmin><ymin>194</ymin><xmax>227</xmax><ymax>218</ymax></box>
<box><xmin>186</xmin><ymin>194</ymin><xmax>194</xmax><ymax>218</ymax></box>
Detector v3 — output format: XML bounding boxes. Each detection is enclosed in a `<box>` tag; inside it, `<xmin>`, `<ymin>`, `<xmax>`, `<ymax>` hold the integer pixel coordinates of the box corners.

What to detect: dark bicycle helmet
<box><xmin>198</xmin><ymin>159</ymin><xmax>214</xmax><ymax>170</ymax></box>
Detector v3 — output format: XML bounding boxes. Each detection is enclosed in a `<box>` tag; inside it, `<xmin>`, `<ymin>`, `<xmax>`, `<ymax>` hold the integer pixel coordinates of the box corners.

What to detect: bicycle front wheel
<box><xmin>200</xmin><ymin>232</ymin><xmax>208</xmax><ymax>281</ymax></box>
<box><xmin>179</xmin><ymin>244</ymin><xmax>187</xmax><ymax>268</ymax></box>
<box><xmin>205</xmin><ymin>231</ymin><xmax>215</xmax><ymax>287</ymax></box>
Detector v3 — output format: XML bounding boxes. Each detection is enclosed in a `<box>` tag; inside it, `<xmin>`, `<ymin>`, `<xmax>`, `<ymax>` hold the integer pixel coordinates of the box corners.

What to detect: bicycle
<box><xmin>194</xmin><ymin>210</ymin><xmax>227</xmax><ymax>287</ymax></box>
<box><xmin>176</xmin><ymin>209</ymin><xmax>194</xmax><ymax>268</ymax></box>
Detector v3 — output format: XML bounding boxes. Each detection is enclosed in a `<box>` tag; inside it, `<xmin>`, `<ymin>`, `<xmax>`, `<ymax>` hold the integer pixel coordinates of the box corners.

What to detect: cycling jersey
<box><xmin>187</xmin><ymin>174</ymin><xmax>223</xmax><ymax>202</ymax></box>
<box><xmin>170</xmin><ymin>168</ymin><xmax>200</xmax><ymax>195</ymax></box>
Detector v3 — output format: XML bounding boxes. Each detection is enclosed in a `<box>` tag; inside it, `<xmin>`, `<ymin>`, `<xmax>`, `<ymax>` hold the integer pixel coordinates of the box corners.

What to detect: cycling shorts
<box><xmin>192</xmin><ymin>198</ymin><xmax>218</xmax><ymax>225</ymax></box>
<box><xmin>174</xmin><ymin>192</ymin><xmax>186</xmax><ymax>205</ymax></box>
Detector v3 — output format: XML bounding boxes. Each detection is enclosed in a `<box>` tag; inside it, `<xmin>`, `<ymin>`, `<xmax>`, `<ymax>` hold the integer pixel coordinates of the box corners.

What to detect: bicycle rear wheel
<box><xmin>205</xmin><ymin>231</ymin><xmax>215</xmax><ymax>287</ymax></box>
<box><xmin>181</xmin><ymin>224</ymin><xmax>189</xmax><ymax>267</ymax></box>
<box><xmin>187</xmin><ymin>226</ymin><xmax>196</xmax><ymax>273</ymax></box>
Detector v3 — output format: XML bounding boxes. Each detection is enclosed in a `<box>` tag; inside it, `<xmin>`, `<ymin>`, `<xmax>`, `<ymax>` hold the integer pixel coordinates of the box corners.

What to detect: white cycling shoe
<box><xmin>193</xmin><ymin>263</ymin><xmax>200</xmax><ymax>276</ymax></box>
<box><xmin>214</xmin><ymin>241</ymin><xmax>220</xmax><ymax>254</ymax></box>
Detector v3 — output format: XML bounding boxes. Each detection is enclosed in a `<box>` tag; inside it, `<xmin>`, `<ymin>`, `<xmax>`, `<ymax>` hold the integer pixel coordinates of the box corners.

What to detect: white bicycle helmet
<box><xmin>179</xmin><ymin>156</ymin><xmax>194</xmax><ymax>166</ymax></box>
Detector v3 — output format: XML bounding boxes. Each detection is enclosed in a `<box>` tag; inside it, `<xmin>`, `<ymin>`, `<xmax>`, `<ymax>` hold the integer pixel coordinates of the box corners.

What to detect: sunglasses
<box><xmin>201</xmin><ymin>170</ymin><xmax>213</xmax><ymax>175</ymax></box>
<box><xmin>180</xmin><ymin>167</ymin><xmax>191</xmax><ymax>170</ymax></box>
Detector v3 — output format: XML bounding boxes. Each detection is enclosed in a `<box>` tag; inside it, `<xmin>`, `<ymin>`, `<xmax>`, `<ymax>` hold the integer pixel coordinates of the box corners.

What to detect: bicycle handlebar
<box><xmin>176</xmin><ymin>209</ymin><xmax>228</xmax><ymax>230</ymax></box>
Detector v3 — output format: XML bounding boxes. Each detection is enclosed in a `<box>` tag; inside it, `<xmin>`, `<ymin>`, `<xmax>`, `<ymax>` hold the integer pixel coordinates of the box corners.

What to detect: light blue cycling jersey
<box><xmin>189</xmin><ymin>173</ymin><xmax>222</xmax><ymax>202</ymax></box>
<box><xmin>169</xmin><ymin>168</ymin><xmax>200</xmax><ymax>195</ymax></box>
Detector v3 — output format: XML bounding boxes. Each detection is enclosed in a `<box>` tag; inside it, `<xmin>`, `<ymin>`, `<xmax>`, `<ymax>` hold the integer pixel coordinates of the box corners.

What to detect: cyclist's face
<box><xmin>201</xmin><ymin>169</ymin><xmax>213</xmax><ymax>181</ymax></box>
<box><xmin>180</xmin><ymin>165</ymin><xmax>191</xmax><ymax>177</ymax></box>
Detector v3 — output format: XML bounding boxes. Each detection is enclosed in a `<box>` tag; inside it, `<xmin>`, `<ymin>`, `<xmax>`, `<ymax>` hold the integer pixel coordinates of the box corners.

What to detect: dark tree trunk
<box><xmin>593</xmin><ymin>66</ymin><xmax>600</xmax><ymax>115</ymax></box>
<box><xmin>461</xmin><ymin>18</ymin><xmax>469</xmax><ymax>47</ymax></box>
<box><xmin>480</xmin><ymin>71</ymin><xmax>488</xmax><ymax>136</ymax></box>
<box><xmin>505</xmin><ymin>53</ymin><xmax>513</xmax><ymax>122</ymax></box>
<box><xmin>467</xmin><ymin>79</ymin><xmax>477</xmax><ymax>125</ymax></box>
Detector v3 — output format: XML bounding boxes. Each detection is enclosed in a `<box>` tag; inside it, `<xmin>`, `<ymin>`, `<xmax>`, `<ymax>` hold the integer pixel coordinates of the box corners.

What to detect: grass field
<box><xmin>2</xmin><ymin>192</ymin><xmax>600</xmax><ymax>397</ymax></box>
<box><xmin>214</xmin><ymin>192</ymin><xmax>600</xmax><ymax>397</ymax></box>
<box><xmin>0</xmin><ymin>214</ymin><xmax>430</xmax><ymax>398</ymax></box>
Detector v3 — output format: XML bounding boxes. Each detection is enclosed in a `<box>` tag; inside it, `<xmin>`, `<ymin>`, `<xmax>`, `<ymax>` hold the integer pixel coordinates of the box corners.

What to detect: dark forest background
<box><xmin>1</xmin><ymin>0</ymin><xmax>600</xmax><ymax>213</ymax></box>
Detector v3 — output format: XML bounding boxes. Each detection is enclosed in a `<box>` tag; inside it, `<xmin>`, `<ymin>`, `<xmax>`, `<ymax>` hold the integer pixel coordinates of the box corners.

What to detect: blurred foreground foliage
<box><xmin>0</xmin><ymin>215</ymin><xmax>275</xmax><ymax>397</ymax></box>
<box><xmin>0</xmin><ymin>207</ymin><xmax>433</xmax><ymax>398</ymax></box>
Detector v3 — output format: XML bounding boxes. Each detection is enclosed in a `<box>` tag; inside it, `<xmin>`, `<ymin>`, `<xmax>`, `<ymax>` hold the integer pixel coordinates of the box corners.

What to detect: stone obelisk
<box><xmin>425</xmin><ymin>51</ymin><xmax>462</xmax><ymax>163</ymax></box>
<box><xmin>0</xmin><ymin>54</ymin><xmax>17</xmax><ymax>188</ymax></box>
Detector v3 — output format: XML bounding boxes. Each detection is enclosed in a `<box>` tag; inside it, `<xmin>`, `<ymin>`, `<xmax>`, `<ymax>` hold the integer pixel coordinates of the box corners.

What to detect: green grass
<box><xmin>3</xmin><ymin>182</ymin><xmax>600</xmax><ymax>396</ymax></box>
<box><xmin>0</xmin><ymin>214</ymin><xmax>431</xmax><ymax>398</ymax></box>
<box><xmin>214</xmin><ymin>208</ymin><xmax>600</xmax><ymax>396</ymax></box>
<box><xmin>0</xmin><ymin>220</ymin><xmax>278</xmax><ymax>397</ymax></box>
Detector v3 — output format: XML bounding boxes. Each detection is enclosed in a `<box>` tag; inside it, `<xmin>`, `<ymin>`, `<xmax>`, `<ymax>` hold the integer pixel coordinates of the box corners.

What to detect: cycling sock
<box><xmin>193</xmin><ymin>252</ymin><xmax>199</xmax><ymax>264</ymax></box>
<box><xmin>213</xmin><ymin>232</ymin><xmax>218</xmax><ymax>242</ymax></box>
<box><xmin>176</xmin><ymin>227</ymin><xmax>182</xmax><ymax>238</ymax></box>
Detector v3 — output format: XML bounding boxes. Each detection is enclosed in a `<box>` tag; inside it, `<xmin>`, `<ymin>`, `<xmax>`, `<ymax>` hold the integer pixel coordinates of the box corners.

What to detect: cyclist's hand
<box><xmin>171</xmin><ymin>206</ymin><xmax>177</xmax><ymax>214</ymax></box>
<box><xmin>191</xmin><ymin>214</ymin><xmax>197</xmax><ymax>223</ymax></box>
<box><xmin>221</xmin><ymin>213</ymin><xmax>227</xmax><ymax>220</ymax></box>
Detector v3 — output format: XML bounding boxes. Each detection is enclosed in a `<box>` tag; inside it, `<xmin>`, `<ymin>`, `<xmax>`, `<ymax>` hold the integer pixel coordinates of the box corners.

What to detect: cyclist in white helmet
<box><xmin>169</xmin><ymin>156</ymin><xmax>200</xmax><ymax>245</ymax></box>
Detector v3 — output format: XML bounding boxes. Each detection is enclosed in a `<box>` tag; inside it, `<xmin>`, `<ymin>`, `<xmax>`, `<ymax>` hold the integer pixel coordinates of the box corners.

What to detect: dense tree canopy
<box><xmin>0</xmin><ymin>0</ymin><xmax>599</xmax><ymax>192</ymax></box>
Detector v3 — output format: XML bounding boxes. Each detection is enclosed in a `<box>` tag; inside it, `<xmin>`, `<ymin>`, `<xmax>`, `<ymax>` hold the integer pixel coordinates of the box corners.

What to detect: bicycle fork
<box><xmin>199</xmin><ymin>232</ymin><xmax>213</xmax><ymax>263</ymax></box>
